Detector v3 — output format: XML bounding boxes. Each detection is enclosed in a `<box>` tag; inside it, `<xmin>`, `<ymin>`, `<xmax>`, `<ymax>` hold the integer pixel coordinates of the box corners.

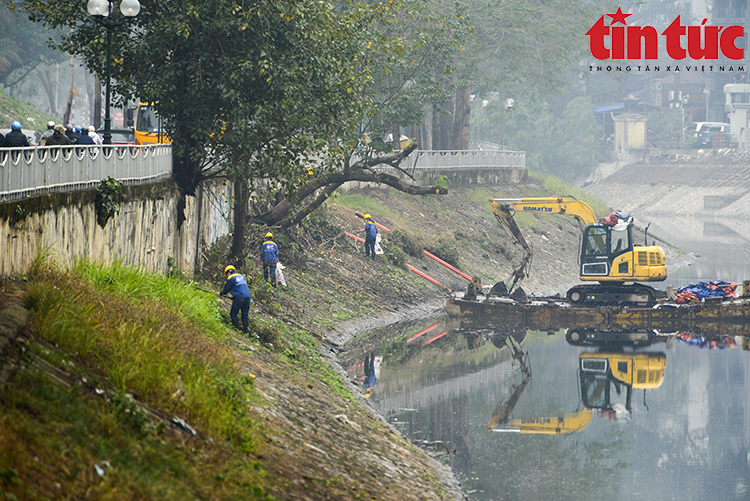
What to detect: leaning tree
<box><xmin>21</xmin><ymin>0</ymin><xmax>468</xmax><ymax>263</ymax></box>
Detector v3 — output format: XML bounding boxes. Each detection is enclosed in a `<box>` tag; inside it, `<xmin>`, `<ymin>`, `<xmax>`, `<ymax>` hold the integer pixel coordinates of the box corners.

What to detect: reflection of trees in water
<box><xmin>363</xmin><ymin>315</ymin><xmax>750</xmax><ymax>498</ymax></box>
<box><xmin>464</xmin><ymin>431</ymin><xmax>628</xmax><ymax>500</ymax></box>
<box><xmin>426</xmin><ymin>392</ymin><xmax>472</xmax><ymax>472</ymax></box>
<box><xmin>612</xmin><ymin>343</ymin><xmax>750</xmax><ymax>500</ymax></box>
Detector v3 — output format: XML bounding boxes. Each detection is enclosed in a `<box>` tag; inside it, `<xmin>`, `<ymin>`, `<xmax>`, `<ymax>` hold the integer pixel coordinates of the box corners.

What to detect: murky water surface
<box><xmin>340</xmin><ymin>217</ymin><xmax>750</xmax><ymax>501</ymax></box>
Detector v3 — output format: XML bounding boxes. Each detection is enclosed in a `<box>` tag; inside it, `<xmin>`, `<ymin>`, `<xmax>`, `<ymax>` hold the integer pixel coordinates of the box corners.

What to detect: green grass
<box><xmin>0</xmin><ymin>369</ymin><xmax>272</xmax><ymax>500</ymax></box>
<box><xmin>24</xmin><ymin>261</ymin><xmax>261</xmax><ymax>453</ymax></box>
<box><xmin>1</xmin><ymin>260</ymin><xmax>288</xmax><ymax>499</ymax></box>
<box><xmin>463</xmin><ymin>187</ymin><xmax>494</xmax><ymax>206</ymax></box>
<box><xmin>335</xmin><ymin>192</ymin><xmax>405</xmax><ymax>226</ymax></box>
<box><xmin>0</xmin><ymin>88</ymin><xmax>59</xmax><ymax>132</ymax></box>
<box><xmin>529</xmin><ymin>172</ymin><xmax>610</xmax><ymax>217</ymax></box>
<box><xmin>76</xmin><ymin>259</ymin><xmax>226</xmax><ymax>335</ymax></box>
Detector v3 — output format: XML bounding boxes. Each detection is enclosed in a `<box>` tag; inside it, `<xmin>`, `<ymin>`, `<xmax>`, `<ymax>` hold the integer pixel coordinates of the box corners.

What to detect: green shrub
<box><xmin>385</xmin><ymin>245</ymin><xmax>408</xmax><ymax>269</ymax></box>
<box><xmin>94</xmin><ymin>177</ymin><xmax>123</xmax><ymax>228</ymax></box>
<box><xmin>387</xmin><ymin>229</ymin><xmax>424</xmax><ymax>258</ymax></box>
<box><xmin>424</xmin><ymin>237</ymin><xmax>459</xmax><ymax>267</ymax></box>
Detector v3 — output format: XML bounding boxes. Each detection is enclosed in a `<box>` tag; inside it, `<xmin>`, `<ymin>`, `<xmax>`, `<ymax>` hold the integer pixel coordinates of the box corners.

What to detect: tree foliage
<box><xmin>20</xmin><ymin>0</ymin><xmax>467</xmax><ymax>250</ymax></box>
<box><xmin>467</xmin><ymin>0</ymin><xmax>597</xmax><ymax>101</ymax></box>
<box><xmin>0</xmin><ymin>2</ymin><xmax>64</xmax><ymax>88</ymax></box>
<box><xmin>508</xmin><ymin>96</ymin><xmax>599</xmax><ymax>181</ymax></box>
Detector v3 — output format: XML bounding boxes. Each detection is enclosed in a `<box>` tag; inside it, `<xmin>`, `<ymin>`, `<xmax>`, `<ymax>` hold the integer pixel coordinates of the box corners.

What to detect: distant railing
<box><xmin>396</xmin><ymin>148</ymin><xmax>526</xmax><ymax>171</ymax></box>
<box><xmin>468</xmin><ymin>140</ymin><xmax>515</xmax><ymax>151</ymax></box>
<box><xmin>0</xmin><ymin>144</ymin><xmax>172</xmax><ymax>203</ymax></box>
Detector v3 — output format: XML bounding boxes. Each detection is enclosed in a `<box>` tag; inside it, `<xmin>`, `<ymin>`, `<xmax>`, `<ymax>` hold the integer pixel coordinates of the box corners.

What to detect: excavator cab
<box><xmin>579</xmin><ymin>211</ymin><xmax>667</xmax><ymax>282</ymax></box>
<box><xmin>571</xmin><ymin>217</ymin><xmax>667</xmax><ymax>305</ymax></box>
<box><xmin>580</xmin><ymin>222</ymin><xmax>633</xmax><ymax>277</ymax></box>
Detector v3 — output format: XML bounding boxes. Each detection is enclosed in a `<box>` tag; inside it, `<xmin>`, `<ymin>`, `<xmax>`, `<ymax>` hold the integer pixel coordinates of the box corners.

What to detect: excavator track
<box><xmin>565</xmin><ymin>283</ymin><xmax>657</xmax><ymax>307</ymax></box>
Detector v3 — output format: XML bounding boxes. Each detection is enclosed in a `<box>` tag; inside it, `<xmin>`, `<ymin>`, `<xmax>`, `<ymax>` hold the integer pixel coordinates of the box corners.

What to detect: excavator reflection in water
<box><xmin>487</xmin><ymin>329</ymin><xmax>667</xmax><ymax>434</ymax></box>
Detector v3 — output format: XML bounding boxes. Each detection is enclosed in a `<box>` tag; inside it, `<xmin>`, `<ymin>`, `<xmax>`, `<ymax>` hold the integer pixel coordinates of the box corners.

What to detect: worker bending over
<box><xmin>220</xmin><ymin>265</ymin><xmax>252</xmax><ymax>332</ymax></box>
<box><xmin>260</xmin><ymin>232</ymin><xmax>279</xmax><ymax>286</ymax></box>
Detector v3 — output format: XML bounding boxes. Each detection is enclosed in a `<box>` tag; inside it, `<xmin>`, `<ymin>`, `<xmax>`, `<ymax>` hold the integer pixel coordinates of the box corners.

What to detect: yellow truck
<box><xmin>133</xmin><ymin>103</ymin><xmax>170</xmax><ymax>145</ymax></box>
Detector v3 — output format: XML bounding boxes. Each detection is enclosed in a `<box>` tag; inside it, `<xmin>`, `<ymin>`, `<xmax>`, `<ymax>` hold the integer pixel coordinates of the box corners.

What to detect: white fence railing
<box><xmin>0</xmin><ymin>144</ymin><xmax>172</xmax><ymax>203</ymax></box>
<box><xmin>468</xmin><ymin>140</ymin><xmax>516</xmax><ymax>151</ymax></box>
<box><xmin>396</xmin><ymin>148</ymin><xmax>526</xmax><ymax>171</ymax></box>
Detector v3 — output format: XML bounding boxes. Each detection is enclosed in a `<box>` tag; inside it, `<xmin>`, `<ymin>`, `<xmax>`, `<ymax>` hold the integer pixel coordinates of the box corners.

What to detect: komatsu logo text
<box><xmin>522</xmin><ymin>206</ymin><xmax>553</xmax><ymax>213</ymax></box>
<box><xmin>521</xmin><ymin>418</ymin><xmax>552</xmax><ymax>425</ymax></box>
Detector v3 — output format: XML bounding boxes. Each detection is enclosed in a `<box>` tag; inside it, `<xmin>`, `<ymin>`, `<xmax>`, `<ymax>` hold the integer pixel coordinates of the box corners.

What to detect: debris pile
<box><xmin>675</xmin><ymin>281</ymin><xmax>737</xmax><ymax>304</ymax></box>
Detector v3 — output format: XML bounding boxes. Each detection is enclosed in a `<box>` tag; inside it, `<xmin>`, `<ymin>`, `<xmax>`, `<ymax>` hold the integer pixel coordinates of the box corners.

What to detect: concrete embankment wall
<box><xmin>0</xmin><ymin>179</ymin><xmax>232</xmax><ymax>278</ymax></box>
<box><xmin>585</xmin><ymin>156</ymin><xmax>750</xmax><ymax>218</ymax></box>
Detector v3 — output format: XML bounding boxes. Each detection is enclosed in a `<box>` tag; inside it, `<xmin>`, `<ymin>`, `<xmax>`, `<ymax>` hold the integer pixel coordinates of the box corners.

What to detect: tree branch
<box><xmin>3</xmin><ymin>61</ymin><xmax>41</xmax><ymax>88</ymax></box>
<box><xmin>256</xmin><ymin>150</ymin><xmax>446</xmax><ymax>227</ymax></box>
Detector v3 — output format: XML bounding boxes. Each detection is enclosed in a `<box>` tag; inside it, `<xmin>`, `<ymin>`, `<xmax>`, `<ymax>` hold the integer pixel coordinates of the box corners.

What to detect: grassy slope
<box><xmin>2</xmin><ymin>262</ymin><xmax>273</xmax><ymax>499</ymax></box>
<box><xmin>1</xmin><ymin>173</ymin><xmax>617</xmax><ymax>500</ymax></box>
<box><xmin>0</xmin><ymin>88</ymin><xmax>59</xmax><ymax>132</ymax></box>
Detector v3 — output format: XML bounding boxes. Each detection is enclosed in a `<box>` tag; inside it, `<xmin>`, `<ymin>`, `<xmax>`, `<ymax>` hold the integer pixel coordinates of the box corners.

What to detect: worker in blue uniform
<box><xmin>260</xmin><ymin>232</ymin><xmax>279</xmax><ymax>286</ymax></box>
<box><xmin>219</xmin><ymin>265</ymin><xmax>252</xmax><ymax>332</ymax></box>
<box><xmin>356</xmin><ymin>214</ymin><xmax>377</xmax><ymax>260</ymax></box>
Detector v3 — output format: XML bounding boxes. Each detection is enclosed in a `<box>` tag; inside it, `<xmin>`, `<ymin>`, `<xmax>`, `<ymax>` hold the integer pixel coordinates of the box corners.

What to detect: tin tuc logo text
<box><xmin>586</xmin><ymin>7</ymin><xmax>744</xmax><ymax>60</ymax></box>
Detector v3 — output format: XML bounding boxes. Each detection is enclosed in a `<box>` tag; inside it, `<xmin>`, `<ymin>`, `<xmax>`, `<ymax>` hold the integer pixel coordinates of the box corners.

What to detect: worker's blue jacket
<box><xmin>220</xmin><ymin>273</ymin><xmax>251</xmax><ymax>298</ymax></box>
<box><xmin>364</xmin><ymin>222</ymin><xmax>377</xmax><ymax>239</ymax></box>
<box><xmin>260</xmin><ymin>240</ymin><xmax>279</xmax><ymax>263</ymax></box>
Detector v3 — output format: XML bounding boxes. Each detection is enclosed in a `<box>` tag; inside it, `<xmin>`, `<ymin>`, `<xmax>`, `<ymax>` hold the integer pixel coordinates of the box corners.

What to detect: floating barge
<box><xmin>445</xmin><ymin>292</ymin><xmax>750</xmax><ymax>336</ymax></box>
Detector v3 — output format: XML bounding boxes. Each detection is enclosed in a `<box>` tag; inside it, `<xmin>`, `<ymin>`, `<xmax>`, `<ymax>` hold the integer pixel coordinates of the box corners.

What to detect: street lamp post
<box><xmin>488</xmin><ymin>93</ymin><xmax>515</xmax><ymax>148</ymax></box>
<box><xmin>87</xmin><ymin>0</ymin><xmax>140</xmax><ymax>145</ymax></box>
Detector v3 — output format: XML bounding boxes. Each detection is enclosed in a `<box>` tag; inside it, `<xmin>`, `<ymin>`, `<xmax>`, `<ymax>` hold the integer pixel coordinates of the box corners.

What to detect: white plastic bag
<box><xmin>276</xmin><ymin>263</ymin><xmax>287</xmax><ymax>286</ymax></box>
<box><xmin>374</xmin><ymin>234</ymin><xmax>384</xmax><ymax>255</ymax></box>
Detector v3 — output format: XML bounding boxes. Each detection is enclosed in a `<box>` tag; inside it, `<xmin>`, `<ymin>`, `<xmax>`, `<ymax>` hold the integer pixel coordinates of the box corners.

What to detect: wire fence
<box><xmin>0</xmin><ymin>144</ymin><xmax>172</xmax><ymax>203</ymax></box>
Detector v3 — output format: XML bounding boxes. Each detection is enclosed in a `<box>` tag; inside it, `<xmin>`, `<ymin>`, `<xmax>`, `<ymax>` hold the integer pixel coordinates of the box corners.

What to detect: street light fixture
<box><xmin>87</xmin><ymin>0</ymin><xmax>140</xmax><ymax>145</ymax></box>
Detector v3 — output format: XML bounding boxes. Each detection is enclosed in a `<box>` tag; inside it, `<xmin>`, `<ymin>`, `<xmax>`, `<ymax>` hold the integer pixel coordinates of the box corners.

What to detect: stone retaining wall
<box><xmin>0</xmin><ymin>178</ymin><xmax>232</xmax><ymax>278</ymax></box>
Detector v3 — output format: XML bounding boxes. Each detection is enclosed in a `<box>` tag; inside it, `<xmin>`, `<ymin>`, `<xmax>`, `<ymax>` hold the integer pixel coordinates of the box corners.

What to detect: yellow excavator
<box><xmin>489</xmin><ymin>196</ymin><xmax>667</xmax><ymax>306</ymax></box>
<box><xmin>488</xmin><ymin>332</ymin><xmax>667</xmax><ymax>434</ymax></box>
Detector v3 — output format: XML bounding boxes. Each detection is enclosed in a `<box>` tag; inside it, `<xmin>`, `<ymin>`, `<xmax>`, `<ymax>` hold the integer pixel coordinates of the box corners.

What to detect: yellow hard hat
<box><xmin>224</xmin><ymin>265</ymin><xmax>236</xmax><ymax>275</ymax></box>
<box><xmin>363</xmin><ymin>214</ymin><xmax>372</xmax><ymax>220</ymax></box>
<box><xmin>265</xmin><ymin>232</ymin><xmax>273</xmax><ymax>238</ymax></box>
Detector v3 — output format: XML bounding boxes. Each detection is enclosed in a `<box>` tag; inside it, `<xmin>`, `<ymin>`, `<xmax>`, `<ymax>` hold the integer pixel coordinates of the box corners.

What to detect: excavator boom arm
<box><xmin>489</xmin><ymin>197</ymin><xmax>598</xmax><ymax>291</ymax></box>
<box><xmin>490</xmin><ymin>197</ymin><xmax>598</xmax><ymax>226</ymax></box>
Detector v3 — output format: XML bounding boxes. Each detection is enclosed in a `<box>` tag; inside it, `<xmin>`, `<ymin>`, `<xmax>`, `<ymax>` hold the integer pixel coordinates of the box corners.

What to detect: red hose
<box><xmin>423</xmin><ymin>249</ymin><xmax>474</xmax><ymax>283</ymax></box>
<box><xmin>345</xmin><ymin>231</ymin><xmax>365</xmax><ymax>243</ymax></box>
<box><xmin>407</xmin><ymin>322</ymin><xmax>440</xmax><ymax>342</ymax></box>
<box><xmin>408</xmin><ymin>265</ymin><xmax>451</xmax><ymax>292</ymax></box>
<box><xmin>425</xmin><ymin>331</ymin><xmax>448</xmax><ymax>345</ymax></box>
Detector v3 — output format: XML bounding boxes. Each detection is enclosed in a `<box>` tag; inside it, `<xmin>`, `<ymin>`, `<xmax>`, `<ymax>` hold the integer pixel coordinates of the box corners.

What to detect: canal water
<box><xmin>339</xmin><ymin>217</ymin><xmax>750</xmax><ymax>501</ymax></box>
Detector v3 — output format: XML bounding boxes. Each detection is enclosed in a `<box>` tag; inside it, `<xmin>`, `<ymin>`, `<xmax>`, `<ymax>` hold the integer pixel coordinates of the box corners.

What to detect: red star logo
<box><xmin>607</xmin><ymin>7</ymin><xmax>632</xmax><ymax>25</ymax></box>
